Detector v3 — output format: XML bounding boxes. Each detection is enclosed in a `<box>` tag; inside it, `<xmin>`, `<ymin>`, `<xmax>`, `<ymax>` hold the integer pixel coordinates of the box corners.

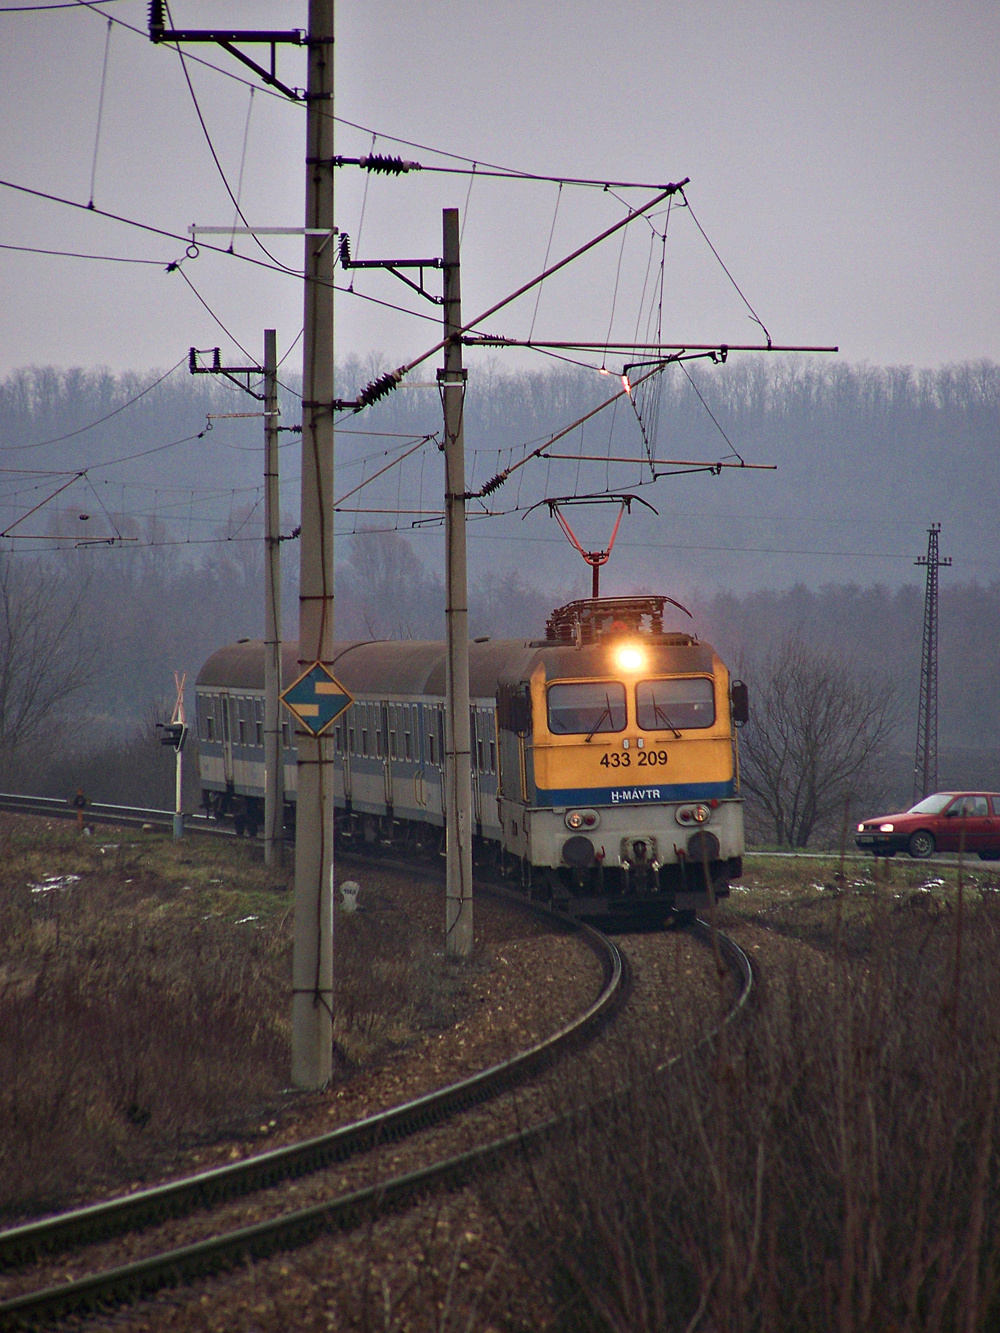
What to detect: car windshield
<box><xmin>907</xmin><ymin>793</ymin><xmax>956</xmax><ymax>815</ymax></box>
<box><xmin>636</xmin><ymin>677</ymin><xmax>715</xmax><ymax>731</ymax></box>
<box><xmin>547</xmin><ymin>681</ymin><xmax>626</xmax><ymax>735</ymax></box>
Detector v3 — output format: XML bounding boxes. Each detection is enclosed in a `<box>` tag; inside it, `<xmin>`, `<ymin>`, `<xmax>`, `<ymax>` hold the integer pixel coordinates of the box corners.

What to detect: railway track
<box><xmin>0</xmin><ymin>796</ymin><xmax>753</xmax><ymax>1329</ymax></box>
<box><xmin>0</xmin><ymin>792</ymin><xmax>219</xmax><ymax>836</ymax></box>
<box><xmin>2</xmin><ymin>792</ymin><xmax>983</xmax><ymax>868</ymax></box>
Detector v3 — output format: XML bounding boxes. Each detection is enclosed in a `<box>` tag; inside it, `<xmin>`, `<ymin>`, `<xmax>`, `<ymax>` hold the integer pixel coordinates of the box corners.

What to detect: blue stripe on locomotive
<box><xmin>536</xmin><ymin>779</ymin><xmax>737</xmax><ymax>807</ymax></box>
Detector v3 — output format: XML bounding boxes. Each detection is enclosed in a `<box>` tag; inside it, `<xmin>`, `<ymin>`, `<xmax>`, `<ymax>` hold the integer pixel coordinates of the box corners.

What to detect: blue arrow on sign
<box><xmin>280</xmin><ymin>661</ymin><xmax>354</xmax><ymax>737</ymax></box>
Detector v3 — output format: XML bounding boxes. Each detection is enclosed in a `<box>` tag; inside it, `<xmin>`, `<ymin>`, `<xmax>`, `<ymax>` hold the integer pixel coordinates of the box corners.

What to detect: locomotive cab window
<box><xmin>547</xmin><ymin>681</ymin><xmax>626</xmax><ymax>735</ymax></box>
<box><xmin>637</xmin><ymin>677</ymin><xmax>715</xmax><ymax>731</ymax></box>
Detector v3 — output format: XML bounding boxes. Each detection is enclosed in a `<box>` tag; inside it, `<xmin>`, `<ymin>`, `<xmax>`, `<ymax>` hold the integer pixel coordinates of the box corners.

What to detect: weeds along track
<box><xmin>0</xmin><ymin>806</ymin><xmax>752</xmax><ymax>1330</ymax></box>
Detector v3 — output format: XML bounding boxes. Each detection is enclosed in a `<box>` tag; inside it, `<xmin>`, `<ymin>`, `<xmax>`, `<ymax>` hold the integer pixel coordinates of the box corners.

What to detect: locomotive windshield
<box><xmin>547</xmin><ymin>681</ymin><xmax>626</xmax><ymax>735</ymax></box>
<box><xmin>637</xmin><ymin>677</ymin><xmax>715</xmax><ymax>730</ymax></box>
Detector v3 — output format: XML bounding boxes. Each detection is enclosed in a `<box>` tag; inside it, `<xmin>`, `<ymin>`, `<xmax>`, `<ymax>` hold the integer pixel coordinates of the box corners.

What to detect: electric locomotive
<box><xmin>195</xmin><ymin>594</ymin><xmax>747</xmax><ymax>920</ymax></box>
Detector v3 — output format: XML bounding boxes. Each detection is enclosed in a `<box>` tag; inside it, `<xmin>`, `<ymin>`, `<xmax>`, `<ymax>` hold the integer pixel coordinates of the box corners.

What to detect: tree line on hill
<box><xmin>2</xmin><ymin>355</ymin><xmax>997</xmax><ymax>841</ymax></box>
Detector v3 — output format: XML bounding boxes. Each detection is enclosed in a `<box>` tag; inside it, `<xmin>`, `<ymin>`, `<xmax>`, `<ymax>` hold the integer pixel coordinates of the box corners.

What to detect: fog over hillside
<box><xmin>2</xmin><ymin>356</ymin><xmax>997</xmax><ymax>804</ymax></box>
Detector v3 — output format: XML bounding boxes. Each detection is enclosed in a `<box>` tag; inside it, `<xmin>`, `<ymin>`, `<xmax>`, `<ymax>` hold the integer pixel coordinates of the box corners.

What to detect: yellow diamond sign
<box><xmin>280</xmin><ymin>661</ymin><xmax>354</xmax><ymax>737</ymax></box>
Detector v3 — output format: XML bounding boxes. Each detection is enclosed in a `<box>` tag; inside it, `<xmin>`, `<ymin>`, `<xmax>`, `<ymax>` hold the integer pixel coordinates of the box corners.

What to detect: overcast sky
<box><xmin>1</xmin><ymin>0</ymin><xmax>997</xmax><ymax>377</ymax></box>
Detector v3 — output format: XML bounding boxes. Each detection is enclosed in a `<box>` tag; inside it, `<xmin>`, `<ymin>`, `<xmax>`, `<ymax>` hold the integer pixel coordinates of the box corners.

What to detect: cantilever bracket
<box><xmin>337</xmin><ymin>234</ymin><xmax>443</xmax><ymax>305</ymax></box>
<box><xmin>188</xmin><ymin>347</ymin><xmax>264</xmax><ymax>400</ymax></box>
<box><xmin>148</xmin><ymin>2</ymin><xmax>306</xmax><ymax>101</ymax></box>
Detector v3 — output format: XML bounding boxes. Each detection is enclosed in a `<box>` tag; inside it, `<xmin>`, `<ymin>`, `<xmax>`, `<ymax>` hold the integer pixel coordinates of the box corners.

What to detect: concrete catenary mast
<box><xmin>292</xmin><ymin>0</ymin><xmax>336</xmax><ymax>1089</ymax></box>
<box><xmin>263</xmin><ymin>329</ymin><xmax>284</xmax><ymax>868</ymax></box>
<box><xmin>441</xmin><ymin>209</ymin><xmax>473</xmax><ymax>958</ymax></box>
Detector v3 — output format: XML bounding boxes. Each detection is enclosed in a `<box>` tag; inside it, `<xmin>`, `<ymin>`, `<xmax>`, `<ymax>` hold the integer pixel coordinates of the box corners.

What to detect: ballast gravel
<box><xmin>11</xmin><ymin>880</ymin><xmax>786</xmax><ymax>1333</ymax></box>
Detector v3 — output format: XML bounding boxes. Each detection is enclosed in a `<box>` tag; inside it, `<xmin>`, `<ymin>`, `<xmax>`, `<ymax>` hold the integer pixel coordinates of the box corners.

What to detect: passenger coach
<box><xmin>195</xmin><ymin>595</ymin><xmax>747</xmax><ymax>920</ymax></box>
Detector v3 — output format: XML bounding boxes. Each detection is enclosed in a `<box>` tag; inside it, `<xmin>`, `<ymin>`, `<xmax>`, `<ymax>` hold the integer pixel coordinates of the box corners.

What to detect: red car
<box><xmin>856</xmin><ymin>792</ymin><xmax>1000</xmax><ymax>860</ymax></box>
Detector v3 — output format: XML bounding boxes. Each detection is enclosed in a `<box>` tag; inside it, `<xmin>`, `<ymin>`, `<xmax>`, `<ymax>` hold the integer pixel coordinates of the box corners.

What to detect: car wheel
<box><xmin>908</xmin><ymin>830</ymin><xmax>935</xmax><ymax>859</ymax></box>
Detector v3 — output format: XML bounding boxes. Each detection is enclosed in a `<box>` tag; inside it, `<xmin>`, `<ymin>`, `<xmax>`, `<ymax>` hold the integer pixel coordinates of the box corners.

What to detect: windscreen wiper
<box><xmin>653</xmin><ymin>699</ymin><xmax>682</xmax><ymax>739</ymax></box>
<box><xmin>586</xmin><ymin>693</ymin><xmax>614</xmax><ymax>743</ymax></box>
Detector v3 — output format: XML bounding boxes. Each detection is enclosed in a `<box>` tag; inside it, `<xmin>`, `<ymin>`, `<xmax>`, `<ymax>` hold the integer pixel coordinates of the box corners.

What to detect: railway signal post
<box><xmin>441</xmin><ymin>208</ymin><xmax>474</xmax><ymax>959</ymax></box>
<box><xmin>157</xmin><ymin>671</ymin><xmax>187</xmax><ymax>840</ymax></box>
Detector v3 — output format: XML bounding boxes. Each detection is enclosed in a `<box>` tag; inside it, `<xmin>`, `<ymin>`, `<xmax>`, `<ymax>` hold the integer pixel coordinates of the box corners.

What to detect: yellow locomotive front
<box><xmin>497</xmin><ymin>596</ymin><xmax>745</xmax><ymax>918</ymax></box>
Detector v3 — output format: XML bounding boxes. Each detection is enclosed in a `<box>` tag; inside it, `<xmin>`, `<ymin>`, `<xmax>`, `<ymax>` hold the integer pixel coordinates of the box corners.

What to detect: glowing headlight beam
<box><xmin>616</xmin><ymin>645</ymin><xmax>645</xmax><ymax>672</ymax></box>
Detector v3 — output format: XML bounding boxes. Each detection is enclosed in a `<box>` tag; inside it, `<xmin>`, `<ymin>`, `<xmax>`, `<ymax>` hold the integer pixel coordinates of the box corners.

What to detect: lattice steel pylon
<box><xmin>913</xmin><ymin>523</ymin><xmax>952</xmax><ymax>802</ymax></box>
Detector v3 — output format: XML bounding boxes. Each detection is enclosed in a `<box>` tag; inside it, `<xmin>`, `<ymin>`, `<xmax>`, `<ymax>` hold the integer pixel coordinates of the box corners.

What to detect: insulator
<box><xmin>148</xmin><ymin>0</ymin><xmax>165</xmax><ymax>37</ymax></box>
<box><xmin>338</xmin><ymin>233</ymin><xmax>352</xmax><ymax>268</ymax></box>
<box><xmin>478</xmin><ymin>470</ymin><xmax>509</xmax><ymax>496</ymax></box>
<box><xmin>355</xmin><ymin>370</ymin><xmax>402</xmax><ymax>410</ymax></box>
<box><xmin>358</xmin><ymin>154</ymin><xmax>420</xmax><ymax>175</ymax></box>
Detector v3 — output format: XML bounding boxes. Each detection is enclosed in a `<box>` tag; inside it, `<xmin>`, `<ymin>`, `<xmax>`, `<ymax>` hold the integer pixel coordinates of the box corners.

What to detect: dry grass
<box><xmin>0</xmin><ymin>816</ymin><xmax>467</xmax><ymax>1221</ymax></box>
<box><xmin>484</xmin><ymin>861</ymin><xmax>1000</xmax><ymax>1332</ymax></box>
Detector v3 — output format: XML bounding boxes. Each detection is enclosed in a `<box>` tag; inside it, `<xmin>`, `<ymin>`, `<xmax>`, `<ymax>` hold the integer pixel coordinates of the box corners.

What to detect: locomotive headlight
<box><xmin>566</xmin><ymin>808</ymin><xmax>600</xmax><ymax>831</ymax></box>
<box><xmin>615</xmin><ymin>644</ymin><xmax>645</xmax><ymax>673</ymax></box>
<box><xmin>676</xmin><ymin>804</ymin><xmax>711</xmax><ymax>826</ymax></box>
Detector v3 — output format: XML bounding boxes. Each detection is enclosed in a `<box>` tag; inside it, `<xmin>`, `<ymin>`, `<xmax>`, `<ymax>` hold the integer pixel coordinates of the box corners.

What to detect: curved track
<box><xmin>0</xmin><ymin>797</ymin><xmax>754</xmax><ymax>1330</ymax></box>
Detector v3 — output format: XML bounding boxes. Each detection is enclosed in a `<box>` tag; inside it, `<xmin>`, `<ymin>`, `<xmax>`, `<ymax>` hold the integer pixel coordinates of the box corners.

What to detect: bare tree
<box><xmin>0</xmin><ymin>553</ymin><xmax>92</xmax><ymax>775</ymax></box>
<box><xmin>738</xmin><ymin>638</ymin><xmax>899</xmax><ymax>847</ymax></box>
<box><xmin>338</xmin><ymin>530</ymin><xmax>442</xmax><ymax>639</ymax></box>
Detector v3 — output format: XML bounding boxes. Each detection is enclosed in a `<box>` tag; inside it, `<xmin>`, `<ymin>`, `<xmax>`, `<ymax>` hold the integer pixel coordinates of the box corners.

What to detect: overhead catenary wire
<box><xmin>2</xmin><ymin>0</ymin><xmax>123</xmax><ymax>9</ymax></box>
<box><xmin>679</xmin><ymin>188</ymin><xmax>772</xmax><ymax>346</ymax></box>
<box><xmin>0</xmin><ymin>20</ymin><xmax>829</xmax><ymax>568</ymax></box>
<box><xmin>169</xmin><ymin>264</ymin><xmax>255</xmax><ymax>362</ymax></box>
<box><xmin>0</xmin><ymin>242</ymin><xmax>167</xmax><ymax>264</ymax></box>
<box><xmin>160</xmin><ymin>0</ymin><xmax>303</xmax><ymax>278</ymax></box>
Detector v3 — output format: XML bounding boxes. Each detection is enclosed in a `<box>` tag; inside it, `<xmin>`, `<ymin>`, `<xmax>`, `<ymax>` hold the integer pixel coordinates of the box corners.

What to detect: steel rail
<box><xmin>0</xmin><ymin>922</ymin><xmax>623</xmax><ymax>1272</ymax></box>
<box><xmin>0</xmin><ymin>923</ymin><xmax>751</xmax><ymax>1330</ymax></box>
<box><xmin>0</xmin><ymin>792</ymin><xmax>219</xmax><ymax>835</ymax></box>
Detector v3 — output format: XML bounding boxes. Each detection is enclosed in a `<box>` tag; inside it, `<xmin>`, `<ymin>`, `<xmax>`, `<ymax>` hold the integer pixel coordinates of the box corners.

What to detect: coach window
<box><xmin>427</xmin><ymin>722</ymin><xmax>437</xmax><ymax>766</ymax></box>
<box><xmin>404</xmin><ymin>708</ymin><xmax>412</xmax><ymax>761</ymax></box>
<box><xmin>254</xmin><ymin>699</ymin><xmax>263</xmax><ymax>748</ymax></box>
<box><xmin>205</xmin><ymin>704</ymin><xmax>215</xmax><ymax>743</ymax></box>
<box><xmin>637</xmin><ymin>678</ymin><xmax>715</xmax><ymax>731</ymax></box>
<box><xmin>547</xmin><ymin>681</ymin><xmax>626</xmax><ymax>735</ymax></box>
<box><xmin>282</xmin><ymin>719</ymin><xmax>291</xmax><ymax>749</ymax></box>
<box><xmin>236</xmin><ymin>699</ymin><xmax>246</xmax><ymax>745</ymax></box>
